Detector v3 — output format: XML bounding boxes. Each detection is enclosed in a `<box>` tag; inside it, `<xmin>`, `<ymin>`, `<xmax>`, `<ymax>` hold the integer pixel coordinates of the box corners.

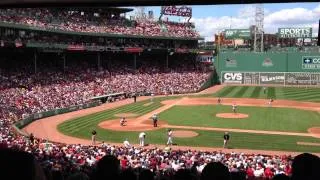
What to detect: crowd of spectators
<box><xmin>0</xmin><ymin>8</ymin><xmax>200</xmax><ymax>39</ymax></box>
<box><xmin>0</xmin><ymin>64</ymin><xmax>319</xmax><ymax>180</ymax></box>
<box><xmin>0</xmin><ymin>55</ymin><xmax>318</xmax><ymax>180</ymax></box>
<box><xmin>0</xmin><ymin>59</ymin><xmax>210</xmax><ymax>122</ymax></box>
<box><xmin>2</xmin><ymin>125</ymin><xmax>319</xmax><ymax>180</ymax></box>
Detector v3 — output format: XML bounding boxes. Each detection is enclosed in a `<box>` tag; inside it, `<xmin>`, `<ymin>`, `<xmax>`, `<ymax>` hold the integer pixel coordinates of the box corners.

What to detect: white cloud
<box><xmin>191</xmin><ymin>4</ymin><xmax>320</xmax><ymax>41</ymax></box>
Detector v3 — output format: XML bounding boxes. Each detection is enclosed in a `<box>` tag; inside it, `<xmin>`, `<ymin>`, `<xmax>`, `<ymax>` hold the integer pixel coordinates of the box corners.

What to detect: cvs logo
<box><xmin>224</xmin><ymin>73</ymin><xmax>243</xmax><ymax>81</ymax></box>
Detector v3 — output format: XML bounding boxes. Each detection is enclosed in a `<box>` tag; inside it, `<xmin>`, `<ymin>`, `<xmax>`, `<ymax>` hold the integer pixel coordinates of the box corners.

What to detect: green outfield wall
<box><xmin>215</xmin><ymin>52</ymin><xmax>320</xmax><ymax>73</ymax></box>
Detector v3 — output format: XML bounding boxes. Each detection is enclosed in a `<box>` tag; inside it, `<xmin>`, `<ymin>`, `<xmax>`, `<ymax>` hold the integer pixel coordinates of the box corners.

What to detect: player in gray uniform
<box><xmin>167</xmin><ymin>129</ymin><xmax>173</xmax><ymax>145</ymax></box>
<box><xmin>232</xmin><ymin>103</ymin><xmax>237</xmax><ymax>114</ymax></box>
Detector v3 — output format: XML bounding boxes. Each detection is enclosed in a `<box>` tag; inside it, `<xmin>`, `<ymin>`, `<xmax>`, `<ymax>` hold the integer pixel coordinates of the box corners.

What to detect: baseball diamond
<box><xmin>22</xmin><ymin>86</ymin><xmax>320</xmax><ymax>154</ymax></box>
<box><xmin>2</xmin><ymin>4</ymin><xmax>320</xmax><ymax>180</ymax></box>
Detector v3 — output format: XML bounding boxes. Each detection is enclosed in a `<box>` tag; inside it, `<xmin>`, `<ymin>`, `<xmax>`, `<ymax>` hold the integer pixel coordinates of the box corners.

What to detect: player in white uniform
<box><xmin>151</xmin><ymin>92</ymin><xmax>154</xmax><ymax>102</ymax></box>
<box><xmin>232</xmin><ymin>103</ymin><xmax>237</xmax><ymax>114</ymax></box>
<box><xmin>268</xmin><ymin>98</ymin><xmax>273</xmax><ymax>107</ymax></box>
<box><xmin>167</xmin><ymin>129</ymin><xmax>173</xmax><ymax>145</ymax></box>
<box><xmin>123</xmin><ymin>138</ymin><xmax>131</xmax><ymax>148</ymax></box>
<box><xmin>139</xmin><ymin>132</ymin><xmax>146</xmax><ymax>147</ymax></box>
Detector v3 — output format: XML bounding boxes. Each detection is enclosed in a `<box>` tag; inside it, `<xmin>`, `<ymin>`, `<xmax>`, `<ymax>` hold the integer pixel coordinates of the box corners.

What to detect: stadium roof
<box><xmin>0</xmin><ymin>0</ymin><xmax>318</xmax><ymax>7</ymax></box>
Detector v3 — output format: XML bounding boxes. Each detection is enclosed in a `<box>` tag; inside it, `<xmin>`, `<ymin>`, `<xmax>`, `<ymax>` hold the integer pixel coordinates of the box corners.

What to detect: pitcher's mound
<box><xmin>308</xmin><ymin>127</ymin><xmax>320</xmax><ymax>138</ymax></box>
<box><xmin>174</xmin><ymin>130</ymin><xmax>198</xmax><ymax>138</ymax></box>
<box><xmin>216</xmin><ymin>113</ymin><xmax>249</xmax><ymax>119</ymax></box>
<box><xmin>114</xmin><ymin>113</ymin><xmax>138</xmax><ymax>118</ymax></box>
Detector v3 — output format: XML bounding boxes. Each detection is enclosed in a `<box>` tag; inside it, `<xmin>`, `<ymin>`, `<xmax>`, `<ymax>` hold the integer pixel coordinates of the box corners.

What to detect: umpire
<box><xmin>223</xmin><ymin>132</ymin><xmax>230</xmax><ymax>148</ymax></box>
<box><xmin>152</xmin><ymin>114</ymin><xmax>158</xmax><ymax>127</ymax></box>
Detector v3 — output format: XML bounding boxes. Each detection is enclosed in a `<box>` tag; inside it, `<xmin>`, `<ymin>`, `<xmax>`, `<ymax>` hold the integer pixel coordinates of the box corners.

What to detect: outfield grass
<box><xmin>210</xmin><ymin>86</ymin><xmax>320</xmax><ymax>102</ymax></box>
<box><xmin>158</xmin><ymin>105</ymin><xmax>320</xmax><ymax>132</ymax></box>
<box><xmin>58</xmin><ymin>95</ymin><xmax>320</xmax><ymax>153</ymax></box>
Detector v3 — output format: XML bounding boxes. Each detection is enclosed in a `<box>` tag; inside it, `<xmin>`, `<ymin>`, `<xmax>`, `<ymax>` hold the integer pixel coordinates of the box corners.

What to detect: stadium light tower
<box><xmin>135</xmin><ymin>7</ymin><xmax>146</xmax><ymax>21</ymax></box>
<box><xmin>254</xmin><ymin>4</ymin><xmax>264</xmax><ymax>52</ymax></box>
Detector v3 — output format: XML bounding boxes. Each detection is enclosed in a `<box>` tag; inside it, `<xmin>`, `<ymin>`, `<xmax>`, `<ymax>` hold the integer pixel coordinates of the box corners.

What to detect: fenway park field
<box><xmin>24</xmin><ymin>85</ymin><xmax>320</xmax><ymax>155</ymax></box>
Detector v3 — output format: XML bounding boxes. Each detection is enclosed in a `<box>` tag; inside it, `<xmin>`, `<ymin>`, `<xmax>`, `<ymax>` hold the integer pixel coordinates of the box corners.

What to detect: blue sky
<box><xmin>126</xmin><ymin>3</ymin><xmax>320</xmax><ymax>41</ymax></box>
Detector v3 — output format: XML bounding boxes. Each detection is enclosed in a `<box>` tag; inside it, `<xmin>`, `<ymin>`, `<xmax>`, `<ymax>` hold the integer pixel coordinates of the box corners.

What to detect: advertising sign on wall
<box><xmin>302</xmin><ymin>56</ymin><xmax>320</xmax><ymax>70</ymax></box>
<box><xmin>224</xmin><ymin>29</ymin><xmax>251</xmax><ymax>39</ymax></box>
<box><xmin>278</xmin><ymin>28</ymin><xmax>312</xmax><ymax>38</ymax></box>
<box><xmin>285</xmin><ymin>73</ymin><xmax>312</xmax><ymax>85</ymax></box>
<box><xmin>221</xmin><ymin>71</ymin><xmax>320</xmax><ymax>86</ymax></box>
<box><xmin>225</xmin><ymin>58</ymin><xmax>237</xmax><ymax>68</ymax></box>
<box><xmin>222</xmin><ymin>72</ymin><xmax>243</xmax><ymax>84</ymax></box>
<box><xmin>161</xmin><ymin>6</ymin><xmax>192</xmax><ymax>17</ymax></box>
<box><xmin>260</xmin><ymin>73</ymin><xmax>285</xmax><ymax>84</ymax></box>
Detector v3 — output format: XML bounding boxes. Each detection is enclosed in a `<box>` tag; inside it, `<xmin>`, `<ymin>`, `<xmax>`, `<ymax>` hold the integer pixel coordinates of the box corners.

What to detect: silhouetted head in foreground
<box><xmin>291</xmin><ymin>153</ymin><xmax>320</xmax><ymax>180</ymax></box>
<box><xmin>200</xmin><ymin>162</ymin><xmax>230</xmax><ymax>180</ymax></box>
<box><xmin>272</xmin><ymin>174</ymin><xmax>290</xmax><ymax>180</ymax></box>
<box><xmin>0</xmin><ymin>148</ymin><xmax>46</xmax><ymax>180</ymax></box>
<box><xmin>91</xmin><ymin>155</ymin><xmax>120</xmax><ymax>180</ymax></box>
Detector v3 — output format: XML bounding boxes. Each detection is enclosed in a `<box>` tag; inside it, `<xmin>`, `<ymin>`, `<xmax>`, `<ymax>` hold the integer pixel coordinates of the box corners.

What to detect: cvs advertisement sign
<box><xmin>222</xmin><ymin>72</ymin><xmax>243</xmax><ymax>84</ymax></box>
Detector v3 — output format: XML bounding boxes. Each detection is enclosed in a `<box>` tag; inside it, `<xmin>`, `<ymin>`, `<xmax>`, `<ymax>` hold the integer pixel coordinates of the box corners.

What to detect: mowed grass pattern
<box><xmin>58</xmin><ymin>96</ymin><xmax>179</xmax><ymax>134</ymax></box>
<box><xmin>213</xmin><ymin>86</ymin><xmax>320</xmax><ymax>102</ymax></box>
<box><xmin>58</xmin><ymin>96</ymin><xmax>320</xmax><ymax>152</ymax></box>
<box><xmin>159</xmin><ymin>105</ymin><xmax>320</xmax><ymax>132</ymax></box>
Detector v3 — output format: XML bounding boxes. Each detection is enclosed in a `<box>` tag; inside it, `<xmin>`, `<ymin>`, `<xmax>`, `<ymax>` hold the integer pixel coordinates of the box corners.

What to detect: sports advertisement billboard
<box><xmin>221</xmin><ymin>71</ymin><xmax>320</xmax><ymax>86</ymax></box>
<box><xmin>302</xmin><ymin>56</ymin><xmax>320</xmax><ymax>70</ymax></box>
<box><xmin>224</xmin><ymin>29</ymin><xmax>251</xmax><ymax>39</ymax></box>
<box><xmin>278</xmin><ymin>28</ymin><xmax>312</xmax><ymax>38</ymax></box>
<box><xmin>222</xmin><ymin>72</ymin><xmax>243</xmax><ymax>84</ymax></box>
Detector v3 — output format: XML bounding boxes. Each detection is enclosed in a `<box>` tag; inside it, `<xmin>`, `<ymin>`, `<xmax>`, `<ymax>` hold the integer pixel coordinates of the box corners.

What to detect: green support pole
<box><xmin>133</xmin><ymin>54</ymin><xmax>137</xmax><ymax>70</ymax></box>
<box><xmin>166</xmin><ymin>54</ymin><xmax>169</xmax><ymax>68</ymax></box>
<box><xmin>34</xmin><ymin>51</ymin><xmax>37</xmax><ymax>74</ymax></box>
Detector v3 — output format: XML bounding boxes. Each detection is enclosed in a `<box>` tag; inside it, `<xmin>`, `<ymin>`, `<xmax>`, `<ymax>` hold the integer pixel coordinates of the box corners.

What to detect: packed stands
<box><xmin>0</xmin><ymin>8</ymin><xmax>200</xmax><ymax>39</ymax></box>
<box><xmin>1</xmin><ymin>7</ymin><xmax>318</xmax><ymax>180</ymax></box>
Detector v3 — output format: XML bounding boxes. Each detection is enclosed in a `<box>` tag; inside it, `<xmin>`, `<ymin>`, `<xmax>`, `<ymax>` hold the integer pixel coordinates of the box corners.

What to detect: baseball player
<box><xmin>217</xmin><ymin>97</ymin><xmax>222</xmax><ymax>104</ymax></box>
<box><xmin>167</xmin><ymin>129</ymin><xmax>173</xmax><ymax>145</ymax></box>
<box><xmin>268</xmin><ymin>98</ymin><xmax>274</xmax><ymax>107</ymax></box>
<box><xmin>151</xmin><ymin>92</ymin><xmax>154</xmax><ymax>102</ymax></box>
<box><xmin>91</xmin><ymin>130</ymin><xmax>97</xmax><ymax>145</ymax></box>
<box><xmin>139</xmin><ymin>132</ymin><xmax>146</xmax><ymax>147</ymax></box>
<box><xmin>170</xmin><ymin>87</ymin><xmax>174</xmax><ymax>95</ymax></box>
<box><xmin>223</xmin><ymin>132</ymin><xmax>230</xmax><ymax>148</ymax></box>
<box><xmin>152</xmin><ymin>114</ymin><xmax>158</xmax><ymax>127</ymax></box>
<box><xmin>232</xmin><ymin>103</ymin><xmax>237</xmax><ymax>114</ymax></box>
<box><xmin>120</xmin><ymin>117</ymin><xmax>126</xmax><ymax>126</ymax></box>
<box><xmin>263</xmin><ymin>86</ymin><xmax>267</xmax><ymax>94</ymax></box>
<box><xmin>123</xmin><ymin>138</ymin><xmax>131</xmax><ymax>148</ymax></box>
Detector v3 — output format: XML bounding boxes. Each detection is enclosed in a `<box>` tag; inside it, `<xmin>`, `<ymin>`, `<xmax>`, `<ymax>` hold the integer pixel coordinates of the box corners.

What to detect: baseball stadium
<box><xmin>1</xmin><ymin>3</ymin><xmax>320</xmax><ymax>180</ymax></box>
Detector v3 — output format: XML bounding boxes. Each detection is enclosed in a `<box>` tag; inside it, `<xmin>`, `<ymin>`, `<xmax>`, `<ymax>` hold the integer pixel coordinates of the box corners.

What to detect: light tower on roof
<box><xmin>135</xmin><ymin>7</ymin><xmax>146</xmax><ymax>21</ymax></box>
<box><xmin>254</xmin><ymin>4</ymin><xmax>264</xmax><ymax>52</ymax></box>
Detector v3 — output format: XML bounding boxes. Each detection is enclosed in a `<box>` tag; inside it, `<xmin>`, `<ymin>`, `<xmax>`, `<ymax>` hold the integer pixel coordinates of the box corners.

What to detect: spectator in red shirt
<box><xmin>121</xmin><ymin>156</ymin><xmax>128</xmax><ymax>170</ymax></box>
<box><xmin>246</xmin><ymin>166</ymin><xmax>255</xmax><ymax>180</ymax></box>
<box><xmin>264</xmin><ymin>167</ymin><xmax>274</xmax><ymax>179</ymax></box>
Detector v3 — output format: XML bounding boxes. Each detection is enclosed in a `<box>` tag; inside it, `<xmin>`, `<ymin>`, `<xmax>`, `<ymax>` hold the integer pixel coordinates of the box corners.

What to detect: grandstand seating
<box><xmin>0</xmin><ymin>8</ymin><xmax>200</xmax><ymax>39</ymax></box>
